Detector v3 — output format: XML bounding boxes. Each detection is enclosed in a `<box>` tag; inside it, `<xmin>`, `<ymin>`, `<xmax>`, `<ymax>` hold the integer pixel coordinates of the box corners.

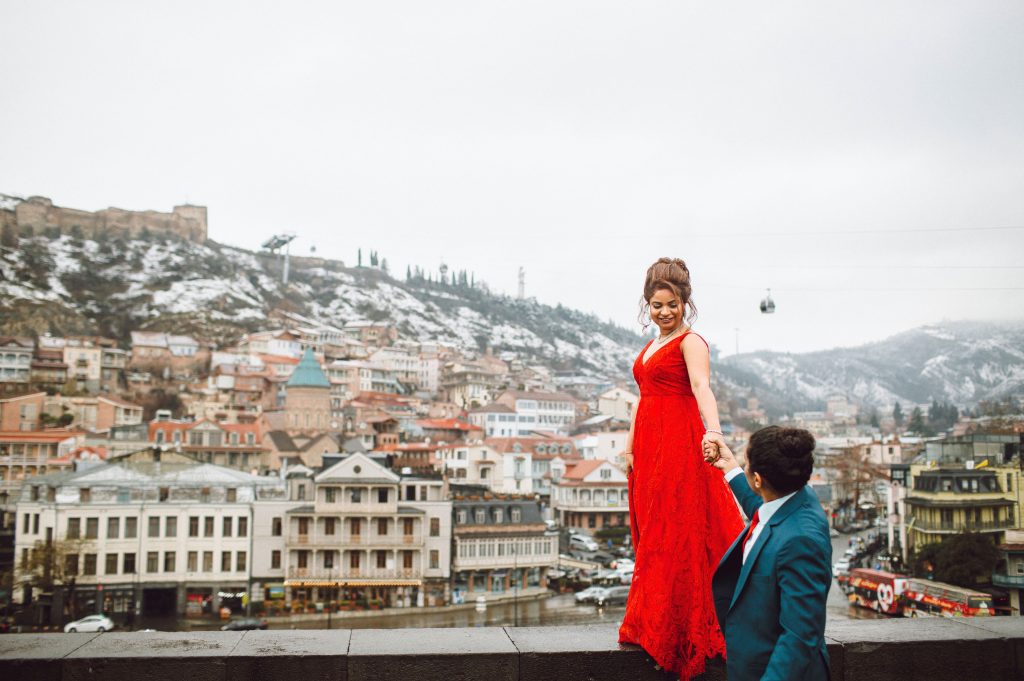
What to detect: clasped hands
<box><xmin>702</xmin><ymin>431</ymin><xmax>738</xmax><ymax>472</ymax></box>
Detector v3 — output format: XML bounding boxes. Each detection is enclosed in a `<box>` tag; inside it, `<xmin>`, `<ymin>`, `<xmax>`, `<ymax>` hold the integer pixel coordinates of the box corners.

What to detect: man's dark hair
<box><xmin>746</xmin><ymin>426</ymin><xmax>816</xmax><ymax>495</ymax></box>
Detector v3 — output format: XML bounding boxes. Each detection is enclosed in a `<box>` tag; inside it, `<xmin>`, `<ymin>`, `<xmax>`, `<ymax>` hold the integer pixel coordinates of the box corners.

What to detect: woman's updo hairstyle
<box><xmin>745</xmin><ymin>426</ymin><xmax>816</xmax><ymax>495</ymax></box>
<box><xmin>639</xmin><ymin>257</ymin><xmax>697</xmax><ymax>328</ymax></box>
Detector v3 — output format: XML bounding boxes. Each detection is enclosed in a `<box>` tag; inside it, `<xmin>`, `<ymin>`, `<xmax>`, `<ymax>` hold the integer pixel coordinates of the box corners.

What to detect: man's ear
<box><xmin>752</xmin><ymin>472</ymin><xmax>762</xmax><ymax>490</ymax></box>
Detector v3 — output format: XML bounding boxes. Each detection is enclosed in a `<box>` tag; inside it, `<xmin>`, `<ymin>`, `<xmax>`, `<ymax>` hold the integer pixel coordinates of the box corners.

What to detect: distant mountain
<box><xmin>1</xmin><ymin>233</ymin><xmax>1021</xmax><ymax>409</ymax></box>
<box><xmin>0</xmin><ymin>233</ymin><xmax>644</xmax><ymax>377</ymax></box>
<box><xmin>718</xmin><ymin>321</ymin><xmax>1024</xmax><ymax>412</ymax></box>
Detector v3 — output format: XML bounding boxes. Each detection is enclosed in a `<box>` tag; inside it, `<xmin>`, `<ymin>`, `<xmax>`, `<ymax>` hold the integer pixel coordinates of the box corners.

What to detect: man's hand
<box><xmin>703</xmin><ymin>439</ymin><xmax>739</xmax><ymax>472</ymax></box>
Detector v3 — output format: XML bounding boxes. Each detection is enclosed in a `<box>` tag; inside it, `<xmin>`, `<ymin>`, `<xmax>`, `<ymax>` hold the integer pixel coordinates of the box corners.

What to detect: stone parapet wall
<box><xmin>1</xmin><ymin>618</ymin><xmax>1022</xmax><ymax>681</ymax></box>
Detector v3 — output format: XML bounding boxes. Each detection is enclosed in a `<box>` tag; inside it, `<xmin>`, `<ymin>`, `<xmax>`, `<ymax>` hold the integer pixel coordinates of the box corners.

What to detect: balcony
<box><xmin>992</xmin><ymin>572</ymin><xmax>1024</xmax><ymax>588</ymax></box>
<box><xmin>289</xmin><ymin>532</ymin><xmax>424</xmax><ymax>547</ymax></box>
<box><xmin>908</xmin><ymin>517</ymin><xmax>1016</xmax><ymax>533</ymax></box>
<box><xmin>286</xmin><ymin>566</ymin><xmax>420</xmax><ymax>582</ymax></box>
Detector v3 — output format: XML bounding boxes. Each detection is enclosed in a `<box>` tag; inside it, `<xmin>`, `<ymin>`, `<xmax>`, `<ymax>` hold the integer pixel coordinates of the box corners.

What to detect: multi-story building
<box><xmin>451</xmin><ymin>489</ymin><xmax>557</xmax><ymax>603</ymax></box>
<box><xmin>45</xmin><ymin>395</ymin><xmax>144</xmax><ymax>433</ymax></box>
<box><xmin>905</xmin><ymin>463</ymin><xmax>1022</xmax><ymax>552</ymax></box>
<box><xmin>149</xmin><ymin>419</ymin><xmax>267</xmax><ymax>471</ymax></box>
<box><xmin>551</xmin><ymin>459</ymin><xmax>629</xmax><ymax>532</ymax></box>
<box><xmin>30</xmin><ymin>348</ymin><xmax>67</xmax><ymax>392</ymax></box>
<box><xmin>343</xmin><ymin>321</ymin><xmax>398</xmax><ymax>348</ymax></box>
<box><xmin>485</xmin><ymin>436</ymin><xmax>580</xmax><ymax>500</ymax></box>
<box><xmin>468</xmin><ymin>404</ymin><xmax>523</xmax><ymax>438</ymax></box>
<box><xmin>0</xmin><ymin>337</ymin><xmax>34</xmax><ymax>386</ymax></box>
<box><xmin>441</xmin><ymin>360</ymin><xmax>505</xmax><ymax>409</ymax></box>
<box><xmin>282</xmin><ymin>453</ymin><xmax>451</xmax><ymax>608</ymax></box>
<box><xmin>62</xmin><ymin>342</ymin><xmax>103</xmax><ymax>393</ymax></box>
<box><xmin>993</xmin><ymin>529</ymin><xmax>1024</xmax><ymax>618</ymax></box>
<box><xmin>239</xmin><ymin>330</ymin><xmax>302</xmax><ymax>359</ymax></box>
<box><xmin>0</xmin><ymin>392</ymin><xmax>45</xmax><ymax>432</ymax></box>
<box><xmin>597</xmin><ymin>386</ymin><xmax>638</xmax><ymax>423</ymax></box>
<box><xmin>493</xmin><ymin>390</ymin><xmax>577</xmax><ymax>435</ymax></box>
<box><xmin>0</xmin><ymin>430</ymin><xmax>88</xmax><ymax>509</ymax></box>
<box><xmin>283</xmin><ymin>348</ymin><xmax>334</xmax><ymax>434</ymax></box>
<box><xmin>12</xmin><ymin>450</ymin><xmax>288</xmax><ymax>625</ymax></box>
<box><xmin>436</xmin><ymin>442</ymin><xmax>532</xmax><ymax>494</ymax></box>
<box><xmin>100</xmin><ymin>347</ymin><xmax>128</xmax><ymax>393</ymax></box>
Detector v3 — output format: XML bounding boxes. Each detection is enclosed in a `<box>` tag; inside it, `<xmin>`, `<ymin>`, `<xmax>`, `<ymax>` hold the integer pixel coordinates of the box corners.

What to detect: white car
<box><xmin>65</xmin><ymin>615</ymin><xmax>114</xmax><ymax>633</ymax></box>
<box><xmin>574</xmin><ymin>586</ymin><xmax>609</xmax><ymax>604</ymax></box>
<box><xmin>569</xmin><ymin>535</ymin><xmax>599</xmax><ymax>552</ymax></box>
<box><xmin>832</xmin><ymin>559</ymin><xmax>851</xmax><ymax>578</ymax></box>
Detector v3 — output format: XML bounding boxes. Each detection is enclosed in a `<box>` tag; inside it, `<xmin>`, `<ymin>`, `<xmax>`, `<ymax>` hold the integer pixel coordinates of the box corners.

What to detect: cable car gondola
<box><xmin>760</xmin><ymin>289</ymin><xmax>775</xmax><ymax>314</ymax></box>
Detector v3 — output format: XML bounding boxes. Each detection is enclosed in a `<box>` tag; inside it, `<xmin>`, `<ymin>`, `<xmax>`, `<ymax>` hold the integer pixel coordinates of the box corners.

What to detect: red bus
<box><xmin>899</xmin><ymin>578</ymin><xmax>998</xmax><ymax>617</ymax></box>
<box><xmin>841</xmin><ymin>568</ymin><xmax>907</xmax><ymax>615</ymax></box>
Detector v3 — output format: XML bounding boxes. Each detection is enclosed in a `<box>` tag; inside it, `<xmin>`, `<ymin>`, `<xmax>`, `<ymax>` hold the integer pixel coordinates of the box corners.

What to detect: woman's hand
<box><xmin>624</xmin><ymin>451</ymin><xmax>634</xmax><ymax>475</ymax></box>
<box><xmin>701</xmin><ymin>430</ymin><xmax>726</xmax><ymax>454</ymax></box>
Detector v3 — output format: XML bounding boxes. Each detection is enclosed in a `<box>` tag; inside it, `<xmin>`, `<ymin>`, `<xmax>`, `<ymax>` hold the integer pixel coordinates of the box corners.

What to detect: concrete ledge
<box><xmin>0</xmin><ymin>618</ymin><xmax>1020</xmax><ymax>681</ymax></box>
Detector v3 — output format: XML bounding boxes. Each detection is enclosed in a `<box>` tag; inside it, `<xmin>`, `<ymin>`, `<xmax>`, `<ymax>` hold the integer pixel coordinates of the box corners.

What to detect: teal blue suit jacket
<box><xmin>711</xmin><ymin>475</ymin><xmax>832</xmax><ymax>681</ymax></box>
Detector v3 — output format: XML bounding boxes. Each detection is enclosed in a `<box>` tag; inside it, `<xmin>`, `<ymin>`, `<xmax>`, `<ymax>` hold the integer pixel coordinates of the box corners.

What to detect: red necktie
<box><xmin>742</xmin><ymin>510</ymin><xmax>761</xmax><ymax>554</ymax></box>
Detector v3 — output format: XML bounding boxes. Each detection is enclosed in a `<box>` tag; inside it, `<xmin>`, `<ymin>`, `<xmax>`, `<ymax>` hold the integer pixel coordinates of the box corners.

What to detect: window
<box><xmin>164</xmin><ymin>552</ymin><xmax>176</xmax><ymax>572</ymax></box>
<box><xmin>166</xmin><ymin>517</ymin><xmax>177</xmax><ymax>537</ymax></box>
<box><xmin>204</xmin><ymin>517</ymin><xmax>214</xmax><ymax>537</ymax></box>
<box><xmin>456</xmin><ymin>510</ymin><xmax>467</xmax><ymax>524</ymax></box>
<box><xmin>271</xmin><ymin>551</ymin><xmax>281</xmax><ymax>569</ymax></box>
<box><xmin>297</xmin><ymin>551</ymin><xmax>309</xmax><ymax>569</ymax></box>
<box><xmin>80</xmin><ymin>488</ymin><xmax>91</xmax><ymax>503</ymax></box>
<box><xmin>238</xmin><ymin>517</ymin><xmax>248</xmax><ymax>537</ymax></box>
<box><xmin>124</xmin><ymin>553</ymin><xmax>136</xmax><ymax>574</ymax></box>
<box><xmin>429</xmin><ymin>550</ymin><xmax>439</xmax><ymax>570</ymax></box>
<box><xmin>159</xmin><ymin>486</ymin><xmax>169</xmax><ymax>501</ymax></box>
<box><xmin>189</xmin><ymin>517</ymin><xmax>200</xmax><ymax>537</ymax></box>
<box><xmin>430</xmin><ymin>518</ymin><xmax>440</xmax><ymax>537</ymax></box>
<box><xmin>324</xmin><ymin>517</ymin><xmax>336</xmax><ymax>535</ymax></box>
<box><xmin>83</xmin><ymin>554</ymin><xmax>97</xmax><ymax>576</ymax></box>
<box><xmin>350</xmin><ymin>551</ymin><xmax>360</xmax><ymax>569</ymax></box>
<box><xmin>403</xmin><ymin>518</ymin><xmax>414</xmax><ymax>536</ymax></box>
<box><xmin>377</xmin><ymin>518</ymin><xmax>388</xmax><ymax>536</ymax></box>
<box><xmin>187</xmin><ymin>551</ymin><xmax>197</xmax><ymax>572</ymax></box>
<box><xmin>376</xmin><ymin>551</ymin><xmax>387</xmax><ymax>568</ymax></box>
<box><xmin>65</xmin><ymin>554</ymin><xmax>79</xmax><ymax>576</ymax></box>
<box><xmin>351</xmin><ymin>518</ymin><xmax>361</xmax><ymax>536</ymax></box>
<box><xmin>350</xmin><ymin>488</ymin><xmax>362</xmax><ymax>503</ymax></box>
<box><xmin>402</xmin><ymin>551</ymin><xmax>413</xmax><ymax>569</ymax></box>
<box><xmin>236</xmin><ymin>552</ymin><xmax>246</xmax><ymax>572</ymax></box>
<box><xmin>148</xmin><ymin>516</ymin><xmax>160</xmax><ymax>538</ymax></box>
<box><xmin>298</xmin><ymin>517</ymin><xmax>310</xmax><ymax>535</ymax></box>
<box><xmin>223</xmin><ymin>517</ymin><xmax>233</xmax><ymax>537</ymax></box>
<box><xmin>222</xmin><ymin>552</ymin><xmax>231</xmax><ymax>571</ymax></box>
<box><xmin>297</xmin><ymin>485</ymin><xmax>306</xmax><ymax>501</ymax></box>
<box><xmin>147</xmin><ymin>552</ymin><xmax>159</xmax><ymax>573</ymax></box>
<box><xmin>227</xmin><ymin>488</ymin><xmax>237</xmax><ymax>503</ymax></box>
<box><xmin>85</xmin><ymin>517</ymin><xmax>99</xmax><ymax>539</ymax></box>
<box><xmin>203</xmin><ymin>551</ymin><xmax>213</xmax><ymax>572</ymax></box>
<box><xmin>67</xmin><ymin>518</ymin><xmax>81</xmax><ymax>539</ymax></box>
<box><xmin>325</xmin><ymin>487</ymin><xmax>336</xmax><ymax>503</ymax></box>
<box><xmin>105</xmin><ymin>554</ymin><xmax>118</xmax><ymax>575</ymax></box>
<box><xmin>511</xmin><ymin>508</ymin><xmax>521</xmax><ymax>523</ymax></box>
<box><xmin>475</xmin><ymin>509</ymin><xmax>486</xmax><ymax>524</ymax></box>
<box><xmin>600</xmin><ymin>468</ymin><xmax>611</xmax><ymax>480</ymax></box>
<box><xmin>272</xmin><ymin>517</ymin><xmax>282</xmax><ymax>536</ymax></box>
<box><xmin>125</xmin><ymin>516</ymin><xmax>138</xmax><ymax>538</ymax></box>
<box><xmin>377</xmin><ymin>488</ymin><xmax>388</xmax><ymax>503</ymax></box>
<box><xmin>494</xmin><ymin>509</ymin><xmax>503</xmax><ymax>523</ymax></box>
<box><xmin>33</xmin><ymin>514</ymin><xmax>39</xmax><ymax>534</ymax></box>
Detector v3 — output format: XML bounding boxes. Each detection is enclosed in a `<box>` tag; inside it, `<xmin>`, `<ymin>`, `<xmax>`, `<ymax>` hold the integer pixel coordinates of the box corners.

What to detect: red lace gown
<box><xmin>618</xmin><ymin>332</ymin><xmax>744</xmax><ymax>679</ymax></box>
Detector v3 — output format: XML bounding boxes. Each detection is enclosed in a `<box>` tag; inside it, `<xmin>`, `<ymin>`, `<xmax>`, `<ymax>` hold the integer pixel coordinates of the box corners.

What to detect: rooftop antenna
<box><xmin>262</xmin><ymin>233</ymin><xmax>296</xmax><ymax>285</ymax></box>
<box><xmin>518</xmin><ymin>266</ymin><xmax>525</xmax><ymax>299</ymax></box>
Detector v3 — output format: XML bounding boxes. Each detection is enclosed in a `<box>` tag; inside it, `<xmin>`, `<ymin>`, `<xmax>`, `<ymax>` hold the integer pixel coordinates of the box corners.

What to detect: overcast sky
<box><xmin>2</xmin><ymin>1</ymin><xmax>1022</xmax><ymax>355</ymax></box>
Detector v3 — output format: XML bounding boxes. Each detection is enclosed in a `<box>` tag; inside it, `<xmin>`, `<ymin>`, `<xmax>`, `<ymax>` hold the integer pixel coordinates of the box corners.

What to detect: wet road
<box><xmin>827</xmin><ymin>527</ymin><xmax>884</xmax><ymax>621</ymax></box>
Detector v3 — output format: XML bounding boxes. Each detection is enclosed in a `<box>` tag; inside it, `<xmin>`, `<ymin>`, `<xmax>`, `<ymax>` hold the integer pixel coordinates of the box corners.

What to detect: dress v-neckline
<box><xmin>640</xmin><ymin>331</ymin><xmax>688</xmax><ymax>368</ymax></box>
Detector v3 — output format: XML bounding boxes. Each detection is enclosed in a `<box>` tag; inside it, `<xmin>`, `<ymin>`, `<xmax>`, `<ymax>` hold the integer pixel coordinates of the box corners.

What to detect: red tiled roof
<box><xmin>418</xmin><ymin>418</ymin><xmax>481</xmax><ymax>432</ymax></box>
<box><xmin>562</xmin><ymin>459</ymin><xmax>607</xmax><ymax>480</ymax></box>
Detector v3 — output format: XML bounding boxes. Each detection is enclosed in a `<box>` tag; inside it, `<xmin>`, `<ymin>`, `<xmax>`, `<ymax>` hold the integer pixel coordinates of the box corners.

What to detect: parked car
<box><xmin>829</xmin><ymin>528</ymin><xmax>840</xmax><ymax>538</ymax></box>
<box><xmin>832</xmin><ymin>558</ymin><xmax>851</xmax><ymax>578</ymax></box>
<box><xmin>221</xmin><ymin>617</ymin><xmax>268</xmax><ymax>631</ymax></box>
<box><xmin>594</xmin><ymin>586</ymin><xmax>630</xmax><ymax>607</ymax></box>
<box><xmin>616</xmin><ymin>568</ymin><xmax>634</xmax><ymax>585</ymax></box>
<box><xmin>611</xmin><ymin>558</ymin><xmax>634</xmax><ymax>571</ymax></box>
<box><xmin>64</xmin><ymin>615</ymin><xmax>114</xmax><ymax>633</ymax></box>
<box><xmin>569</xmin><ymin>535</ymin><xmax>599</xmax><ymax>552</ymax></box>
<box><xmin>574</xmin><ymin>586</ymin><xmax>609</xmax><ymax>604</ymax></box>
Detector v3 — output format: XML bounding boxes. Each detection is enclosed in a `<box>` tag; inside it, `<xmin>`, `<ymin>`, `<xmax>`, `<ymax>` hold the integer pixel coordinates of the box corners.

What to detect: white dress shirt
<box><xmin>724</xmin><ymin>467</ymin><xmax>797</xmax><ymax>564</ymax></box>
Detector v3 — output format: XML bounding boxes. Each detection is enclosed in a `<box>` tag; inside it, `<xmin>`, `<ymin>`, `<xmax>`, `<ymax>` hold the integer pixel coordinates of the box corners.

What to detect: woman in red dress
<box><xmin>618</xmin><ymin>257</ymin><xmax>744</xmax><ymax>679</ymax></box>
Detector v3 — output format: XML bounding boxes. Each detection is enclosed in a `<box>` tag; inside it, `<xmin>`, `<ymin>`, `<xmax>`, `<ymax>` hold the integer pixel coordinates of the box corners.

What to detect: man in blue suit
<box><xmin>704</xmin><ymin>426</ymin><xmax>832</xmax><ymax>681</ymax></box>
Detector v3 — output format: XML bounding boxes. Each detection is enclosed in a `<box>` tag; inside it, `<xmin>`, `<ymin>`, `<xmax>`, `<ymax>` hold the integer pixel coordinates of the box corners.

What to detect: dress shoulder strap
<box><xmin>679</xmin><ymin>330</ymin><xmax>709</xmax><ymax>351</ymax></box>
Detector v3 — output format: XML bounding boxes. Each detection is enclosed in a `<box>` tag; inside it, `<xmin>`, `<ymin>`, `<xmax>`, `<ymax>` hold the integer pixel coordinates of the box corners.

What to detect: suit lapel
<box><xmin>727</xmin><ymin>488</ymin><xmax>810</xmax><ymax>612</ymax></box>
